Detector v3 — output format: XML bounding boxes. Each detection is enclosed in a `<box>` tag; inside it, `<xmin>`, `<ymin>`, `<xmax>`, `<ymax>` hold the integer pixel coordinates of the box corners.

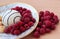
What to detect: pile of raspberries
<box><xmin>33</xmin><ymin>11</ymin><xmax>59</xmax><ymax>38</ymax></box>
<box><xmin>4</xmin><ymin>6</ymin><xmax>59</xmax><ymax>38</ymax></box>
<box><xmin>4</xmin><ymin>6</ymin><xmax>36</xmax><ymax>35</ymax></box>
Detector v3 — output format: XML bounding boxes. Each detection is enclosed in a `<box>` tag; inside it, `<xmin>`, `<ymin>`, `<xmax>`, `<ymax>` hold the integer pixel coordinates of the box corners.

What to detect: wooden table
<box><xmin>0</xmin><ymin>0</ymin><xmax>60</xmax><ymax>39</ymax></box>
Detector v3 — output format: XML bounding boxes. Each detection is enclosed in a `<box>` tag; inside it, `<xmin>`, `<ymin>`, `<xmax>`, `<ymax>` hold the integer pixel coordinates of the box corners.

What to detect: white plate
<box><xmin>0</xmin><ymin>3</ymin><xmax>39</xmax><ymax>39</ymax></box>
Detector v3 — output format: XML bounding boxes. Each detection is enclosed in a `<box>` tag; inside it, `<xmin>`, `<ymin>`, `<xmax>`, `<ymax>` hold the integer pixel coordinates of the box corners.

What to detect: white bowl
<box><xmin>0</xmin><ymin>3</ymin><xmax>39</xmax><ymax>39</ymax></box>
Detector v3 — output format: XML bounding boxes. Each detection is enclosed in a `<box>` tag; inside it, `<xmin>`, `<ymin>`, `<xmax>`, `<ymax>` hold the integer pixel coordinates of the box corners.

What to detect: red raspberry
<box><xmin>13</xmin><ymin>30</ymin><xmax>20</xmax><ymax>35</ymax></box>
<box><xmin>20</xmin><ymin>26</ymin><xmax>25</xmax><ymax>32</ymax></box>
<box><xmin>23</xmin><ymin>13</ymin><xmax>31</xmax><ymax>18</ymax></box>
<box><xmin>38</xmin><ymin>22</ymin><xmax>42</xmax><ymax>27</ymax></box>
<box><xmin>41</xmin><ymin>17</ymin><xmax>44</xmax><ymax>21</ymax></box>
<box><xmin>22</xmin><ymin>8</ymin><xmax>27</xmax><ymax>11</ymax></box>
<box><xmin>50</xmin><ymin>24</ymin><xmax>56</xmax><ymax>30</ymax></box>
<box><xmin>36</xmin><ymin>27</ymin><xmax>40</xmax><ymax>32</ymax></box>
<box><xmin>44</xmin><ymin>20</ymin><xmax>52</xmax><ymax>27</ymax></box>
<box><xmin>24</xmin><ymin>17</ymin><xmax>30</xmax><ymax>23</ymax></box>
<box><xmin>24</xmin><ymin>24</ymin><xmax>30</xmax><ymax>30</ymax></box>
<box><xmin>10</xmin><ymin>29</ymin><xmax>14</xmax><ymax>35</ymax></box>
<box><xmin>25</xmin><ymin>10</ymin><xmax>31</xmax><ymax>13</ymax></box>
<box><xmin>31</xmin><ymin>18</ymin><xmax>36</xmax><ymax>23</ymax></box>
<box><xmin>44</xmin><ymin>11</ymin><xmax>50</xmax><ymax>16</ymax></box>
<box><xmin>42</xmin><ymin>25</ymin><xmax>46</xmax><ymax>29</ymax></box>
<box><xmin>33</xmin><ymin>31</ymin><xmax>40</xmax><ymax>38</ymax></box>
<box><xmin>45</xmin><ymin>28</ymin><xmax>51</xmax><ymax>33</ymax></box>
<box><xmin>39</xmin><ymin>11</ymin><xmax>44</xmax><ymax>16</ymax></box>
<box><xmin>39</xmin><ymin>28</ymin><xmax>45</xmax><ymax>35</ymax></box>
<box><xmin>15</xmin><ymin>6</ymin><xmax>21</xmax><ymax>11</ymax></box>
<box><xmin>28</xmin><ymin>21</ymin><xmax>34</xmax><ymax>27</ymax></box>
<box><xmin>4</xmin><ymin>28</ymin><xmax>10</xmax><ymax>33</ymax></box>
<box><xmin>50</xmin><ymin>12</ymin><xmax>54</xmax><ymax>17</ymax></box>
<box><xmin>44</xmin><ymin>16</ymin><xmax>51</xmax><ymax>20</ymax></box>
<box><xmin>22</xmin><ymin>11</ymin><xmax>26</xmax><ymax>15</ymax></box>
<box><xmin>17</xmin><ymin>21</ymin><xmax>24</xmax><ymax>26</ymax></box>
<box><xmin>19</xmin><ymin>10</ymin><xmax>23</xmax><ymax>14</ymax></box>
<box><xmin>53</xmin><ymin>15</ymin><xmax>59</xmax><ymax>24</ymax></box>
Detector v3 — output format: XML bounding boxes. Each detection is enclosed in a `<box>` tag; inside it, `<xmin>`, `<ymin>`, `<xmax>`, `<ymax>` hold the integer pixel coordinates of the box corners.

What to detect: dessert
<box><xmin>4</xmin><ymin>6</ymin><xmax>36</xmax><ymax>35</ymax></box>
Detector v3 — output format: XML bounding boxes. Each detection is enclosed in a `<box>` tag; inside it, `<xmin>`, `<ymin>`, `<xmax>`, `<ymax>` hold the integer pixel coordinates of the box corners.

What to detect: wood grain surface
<box><xmin>0</xmin><ymin>0</ymin><xmax>60</xmax><ymax>39</ymax></box>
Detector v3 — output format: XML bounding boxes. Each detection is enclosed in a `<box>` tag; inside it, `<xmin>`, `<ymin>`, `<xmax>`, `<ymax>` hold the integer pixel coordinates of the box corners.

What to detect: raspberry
<box><xmin>44</xmin><ymin>16</ymin><xmax>51</xmax><ymax>20</ymax></box>
<box><xmin>44</xmin><ymin>11</ymin><xmax>50</xmax><ymax>16</ymax></box>
<box><xmin>25</xmin><ymin>10</ymin><xmax>31</xmax><ymax>13</ymax></box>
<box><xmin>22</xmin><ymin>8</ymin><xmax>27</xmax><ymax>11</ymax></box>
<box><xmin>45</xmin><ymin>28</ymin><xmax>51</xmax><ymax>33</ymax></box>
<box><xmin>36</xmin><ymin>27</ymin><xmax>40</xmax><ymax>32</ymax></box>
<box><xmin>41</xmin><ymin>17</ymin><xmax>44</xmax><ymax>21</ymax></box>
<box><xmin>53</xmin><ymin>15</ymin><xmax>59</xmax><ymax>24</ymax></box>
<box><xmin>44</xmin><ymin>20</ymin><xmax>52</xmax><ymax>27</ymax></box>
<box><xmin>28</xmin><ymin>21</ymin><xmax>34</xmax><ymax>27</ymax></box>
<box><xmin>17</xmin><ymin>21</ymin><xmax>24</xmax><ymax>26</ymax></box>
<box><xmin>50</xmin><ymin>12</ymin><xmax>54</xmax><ymax>17</ymax></box>
<box><xmin>33</xmin><ymin>31</ymin><xmax>40</xmax><ymax>38</ymax></box>
<box><xmin>50</xmin><ymin>24</ymin><xmax>56</xmax><ymax>30</ymax></box>
<box><xmin>13</xmin><ymin>30</ymin><xmax>20</xmax><ymax>35</ymax></box>
<box><xmin>31</xmin><ymin>18</ymin><xmax>36</xmax><ymax>23</ymax></box>
<box><xmin>24</xmin><ymin>17</ymin><xmax>30</xmax><ymax>23</ymax></box>
<box><xmin>19</xmin><ymin>10</ymin><xmax>23</xmax><ymax>14</ymax></box>
<box><xmin>8</xmin><ymin>26</ymin><xmax>13</xmax><ymax>30</ymax></box>
<box><xmin>38</xmin><ymin>22</ymin><xmax>42</xmax><ymax>27</ymax></box>
<box><xmin>23</xmin><ymin>13</ymin><xmax>31</xmax><ymax>18</ymax></box>
<box><xmin>20</xmin><ymin>26</ymin><xmax>25</xmax><ymax>32</ymax></box>
<box><xmin>24</xmin><ymin>24</ymin><xmax>30</xmax><ymax>30</ymax></box>
<box><xmin>15</xmin><ymin>6</ymin><xmax>21</xmax><ymax>11</ymax></box>
<box><xmin>10</xmin><ymin>29</ymin><xmax>14</xmax><ymax>35</ymax></box>
<box><xmin>42</xmin><ymin>25</ymin><xmax>46</xmax><ymax>29</ymax></box>
<box><xmin>4</xmin><ymin>28</ymin><xmax>10</xmax><ymax>33</ymax></box>
<box><xmin>39</xmin><ymin>11</ymin><xmax>44</xmax><ymax>16</ymax></box>
<box><xmin>39</xmin><ymin>28</ymin><xmax>45</xmax><ymax>35</ymax></box>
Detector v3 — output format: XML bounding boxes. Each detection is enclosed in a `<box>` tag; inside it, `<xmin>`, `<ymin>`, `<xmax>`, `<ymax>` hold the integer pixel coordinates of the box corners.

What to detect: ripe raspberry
<box><xmin>28</xmin><ymin>21</ymin><xmax>34</xmax><ymax>27</ymax></box>
<box><xmin>44</xmin><ymin>20</ymin><xmax>52</xmax><ymax>27</ymax></box>
<box><xmin>31</xmin><ymin>18</ymin><xmax>36</xmax><ymax>23</ymax></box>
<box><xmin>44</xmin><ymin>16</ymin><xmax>51</xmax><ymax>20</ymax></box>
<box><xmin>44</xmin><ymin>11</ymin><xmax>50</xmax><ymax>16</ymax></box>
<box><xmin>23</xmin><ymin>13</ymin><xmax>31</xmax><ymax>18</ymax></box>
<box><xmin>53</xmin><ymin>15</ymin><xmax>59</xmax><ymax>24</ymax></box>
<box><xmin>36</xmin><ymin>27</ymin><xmax>40</xmax><ymax>32</ymax></box>
<box><xmin>41</xmin><ymin>17</ymin><xmax>44</xmax><ymax>21</ymax></box>
<box><xmin>24</xmin><ymin>17</ymin><xmax>30</xmax><ymax>23</ymax></box>
<box><xmin>22</xmin><ymin>8</ymin><xmax>27</xmax><ymax>11</ymax></box>
<box><xmin>50</xmin><ymin>12</ymin><xmax>54</xmax><ymax>17</ymax></box>
<box><xmin>33</xmin><ymin>31</ymin><xmax>40</xmax><ymax>38</ymax></box>
<box><xmin>45</xmin><ymin>28</ymin><xmax>51</xmax><ymax>33</ymax></box>
<box><xmin>39</xmin><ymin>11</ymin><xmax>44</xmax><ymax>16</ymax></box>
<box><xmin>19</xmin><ymin>10</ymin><xmax>23</xmax><ymax>14</ymax></box>
<box><xmin>4</xmin><ymin>28</ymin><xmax>10</xmax><ymax>33</ymax></box>
<box><xmin>50</xmin><ymin>24</ymin><xmax>56</xmax><ymax>30</ymax></box>
<box><xmin>38</xmin><ymin>22</ymin><xmax>42</xmax><ymax>27</ymax></box>
<box><xmin>15</xmin><ymin>6</ymin><xmax>21</xmax><ymax>11</ymax></box>
<box><xmin>39</xmin><ymin>28</ymin><xmax>45</xmax><ymax>35</ymax></box>
<box><xmin>10</xmin><ymin>29</ymin><xmax>14</xmax><ymax>35</ymax></box>
<box><xmin>42</xmin><ymin>25</ymin><xmax>46</xmax><ymax>29</ymax></box>
<box><xmin>24</xmin><ymin>24</ymin><xmax>30</xmax><ymax>30</ymax></box>
<box><xmin>20</xmin><ymin>26</ymin><xmax>25</xmax><ymax>32</ymax></box>
<box><xmin>17</xmin><ymin>21</ymin><xmax>24</xmax><ymax>26</ymax></box>
<box><xmin>13</xmin><ymin>30</ymin><xmax>20</xmax><ymax>35</ymax></box>
<box><xmin>25</xmin><ymin>10</ymin><xmax>31</xmax><ymax>13</ymax></box>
